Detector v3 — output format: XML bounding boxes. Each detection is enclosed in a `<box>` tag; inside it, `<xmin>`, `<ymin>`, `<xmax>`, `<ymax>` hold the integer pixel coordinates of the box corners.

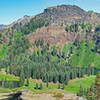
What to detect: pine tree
<box><xmin>70</xmin><ymin>72</ymin><xmax>74</xmax><ymax>79</ymax></box>
<box><xmin>58</xmin><ymin>73</ymin><xmax>63</xmax><ymax>83</ymax></box>
<box><xmin>46</xmin><ymin>82</ymin><xmax>48</xmax><ymax>88</ymax></box>
<box><xmin>35</xmin><ymin>83</ymin><xmax>38</xmax><ymax>89</ymax></box>
<box><xmin>40</xmin><ymin>83</ymin><xmax>43</xmax><ymax>90</ymax></box>
<box><xmin>83</xmin><ymin>88</ymin><xmax>87</xmax><ymax>97</ymax></box>
<box><xmin>19</xmin><ymin>69</ymin><xmax>25</xmax><ymax>86</ymax></box>
<box><xmin>78</xmin><ymin>69</ymin><xmax>81</xmax><ymax>78</ymax></box>
<box><xmin>62</xmin><ymin>83</ymin><xmax>65</xmax><ymax>90</ymax></box>
<box><xmin>26</xmin><ymin>78</ymin><xmax>29</xmax><ymax>86</ymax></box>
<box><xmin>78</xmin><ymin>84</ymin><xmax>84</xmax><ymax>97</ymax></box>
<box><xmin>53</xmin><ymin>75</ymin><xmax>57</xmax><ymax>83</ymax></box>
<box><xmin>64</xmin><ymin>78</ymin><xmax>68</xmax><ymax>85</ymax></box>
<box><xmin>91</xmin><ymin>67</ymin><xmax>94</xmax><ymax>75</ymax></box>
<box><xmin>58</xmin><ymin>84</ymin><xmax>60</xmax><ymax>89</ymax></box>
<box><xmin>88</xmin><ymin>84</ymin><xmax>96</xmax><ymax>100</ymax></box>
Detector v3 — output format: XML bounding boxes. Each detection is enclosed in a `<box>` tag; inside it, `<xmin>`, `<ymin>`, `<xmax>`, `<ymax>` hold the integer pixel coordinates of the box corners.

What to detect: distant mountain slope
<box><xmin>7</xmin><ymin>15</ymin><xmax>34</xmax><ymax>28</ymax></box>
<box><xmin>0</xmin><ymin>24</ymin><xmax>7</xmax><ymax>31</ymax></box>
<box><xmin>1</xmin><ymin>5</ymin><xmax>100</xmax><ymax>45</ymax></box>
<box><xmin>2</xmin><ymin>5</ymin><xmax>100</xmax><ymax>33</ymax></box>
<box><xmin>0</xmin><ymin>15</ymin><xmax>34</xmax><ymax>32</ymax></box>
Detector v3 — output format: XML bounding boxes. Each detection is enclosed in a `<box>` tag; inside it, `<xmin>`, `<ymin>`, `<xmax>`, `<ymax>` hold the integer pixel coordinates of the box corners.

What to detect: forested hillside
<box><xmin>0</xmin><ymin>5</ymin><xmax>100</xmax><ymax>100</ymax></box>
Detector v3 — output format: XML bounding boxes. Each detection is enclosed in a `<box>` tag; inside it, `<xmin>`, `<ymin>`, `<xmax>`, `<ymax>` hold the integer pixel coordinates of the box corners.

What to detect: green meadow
<box><xmin>0</xmin><ymin>73</ymin><xmax>96</xmax><ymax>94</ymax></box>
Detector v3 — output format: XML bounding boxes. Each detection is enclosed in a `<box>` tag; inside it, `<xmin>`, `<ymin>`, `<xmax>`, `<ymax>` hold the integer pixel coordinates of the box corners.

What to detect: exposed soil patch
<box><xmin>27</xmin><ymin>25</ymin><xmax>84</xmax><ymax>45</ymax></box>
<box><xmin>0</xmin><ymin>90</ymin><xmax>86</xmax><ymax>100</ymax></box>
<box><xmin>20</xmin><ymin>90</ymin><xmax>86</xmax><ymax>100</ymax></box>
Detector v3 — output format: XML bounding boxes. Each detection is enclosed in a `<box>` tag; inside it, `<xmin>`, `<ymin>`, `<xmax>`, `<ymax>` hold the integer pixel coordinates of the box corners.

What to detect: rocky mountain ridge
<box><xmin>2</xmin><ymin>5</ymin><xmax>100</xmax><ymax>45</ymax></box>
<box><xmin>3</xmin><ymin>5</ymin><xmax>100</xmax><ymax>30</ymax></box>
<box><xmin>32</xmin><ymin>5</ymin><xmax>100</xmax><ymax>25</ymax></box>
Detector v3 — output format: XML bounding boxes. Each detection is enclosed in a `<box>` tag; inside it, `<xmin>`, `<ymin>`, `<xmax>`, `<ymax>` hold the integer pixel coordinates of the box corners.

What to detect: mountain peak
<box><xmin>44</xmin><ymin>5</ymin><xmax>85</xmax><ymax>14</ymax></box>
<box><xmin>42</xmin><ymin>5</ymin><xmax>88</xmax><ymax>24</ymax></box>
<box><xmin>24</xmin><ymin>15</ymin><xmax>30</xmax><ymax>18</ymax></box>
<box><xmin>3</xmin><ymin>5</ymin><xmax>100</xmax><ymax>33</ymax></box>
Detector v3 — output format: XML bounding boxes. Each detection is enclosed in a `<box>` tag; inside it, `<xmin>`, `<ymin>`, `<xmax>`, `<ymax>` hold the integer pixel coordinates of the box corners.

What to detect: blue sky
<box><xmin>0</xmin><ymin>0</ymin><xmax>100</xmax><ymax>25</ymax></box>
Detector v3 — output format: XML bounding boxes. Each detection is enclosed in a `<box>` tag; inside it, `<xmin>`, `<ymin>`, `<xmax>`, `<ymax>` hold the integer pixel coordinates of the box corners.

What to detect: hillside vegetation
<box><xmin>0</xmin><ymin>5</ymin><xmax>100</xmax><ymax>100</ymax></box>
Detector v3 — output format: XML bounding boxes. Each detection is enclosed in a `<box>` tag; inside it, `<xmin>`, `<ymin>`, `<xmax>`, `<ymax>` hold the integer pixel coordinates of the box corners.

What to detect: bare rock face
<box><xmin>43</xmin><ymin>5</ymin><xmax>88</xmax><ymax>24</ymax></box>
<box><xmin>33</xmin><ymin>5</ymin><xmax>100</xmax><ymax>25</ymax></box>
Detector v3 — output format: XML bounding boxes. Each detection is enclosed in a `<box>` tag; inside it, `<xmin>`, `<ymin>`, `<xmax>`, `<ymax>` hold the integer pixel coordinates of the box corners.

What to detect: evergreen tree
<box><xmin>62</xmin><ymin>83</ymin><xmax>65</xmax><ymax>90</ymax></box>
<box><xmin>78</xmin><ymin>84</ymin><xmax>84</xmax><ymax>97</ymax></box>
<box><xmin>53</xmin><ymin>75</ymin><xmax>57</xmax><ymax>83</ymax></box>
<box><xmin>88</xmin><ymin>83</ymin><xmax>96</xmax><ymax>100</ymax></box>
<box><xmin>40</xmin><ymin>83</ymin><xmax>43</xmax><ymax>90</ymax></box>
<box><xmin>46</xmin><ymin>82</ymin><xmax>48</xmax><ymax>88</ymax></box>
<box><xmin>65</xmin><ymin>25</ymin><xmax>69</xmax><ymax>32</ymax></box>
<box><xmin>35</xmin><ymin>83</ymin><xmax>38</xmax><ymax>89</ymax></box>
<box><xmin>19</xmin><ymin>69</ymin><xmax>25</xmax><ymax>86</ymax></box>
<box><xmin>64</xmin><ymin>79</ymin><xmax>68</xmax><ymax>85</ymax></box>
<box><xmin>58</xmin><ymin>84</ymin><xmax>60</xmax><ymax>89</ymax></box>
<box><xmin>26</xmin><ymin>78</ymin><xmax>29</xmax><ymax>86</ymax></box>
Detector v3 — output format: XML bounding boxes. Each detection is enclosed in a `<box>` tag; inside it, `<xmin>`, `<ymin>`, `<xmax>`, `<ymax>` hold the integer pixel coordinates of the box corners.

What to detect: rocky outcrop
<box><xmin>32</xmin><ymin>5</ymin><xmax>100</xmax><ymax>25</ymax></box>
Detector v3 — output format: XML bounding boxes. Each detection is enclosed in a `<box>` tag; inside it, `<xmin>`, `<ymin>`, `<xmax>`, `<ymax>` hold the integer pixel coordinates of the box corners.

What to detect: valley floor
<box><xmin>0</xmin><ymin>69</ymin><xmax>96</xmax><ymax>100</ymax></box>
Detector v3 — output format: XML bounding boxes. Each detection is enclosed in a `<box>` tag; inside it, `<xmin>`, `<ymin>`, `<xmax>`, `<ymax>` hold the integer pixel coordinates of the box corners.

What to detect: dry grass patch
<box><xmin>53</xmin><ymin>93</ymin><xmax>64</xmax><ymax>99</ymax></box>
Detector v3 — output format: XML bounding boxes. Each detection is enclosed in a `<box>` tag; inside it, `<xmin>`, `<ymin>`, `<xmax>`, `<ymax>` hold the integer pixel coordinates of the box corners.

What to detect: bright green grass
<box><xmin>69</xmin><ymin>40</ymin><xmax>100</xmax><ymax>68</ymax></box>
<box><xmin>93</xmin><ymin>54</ymin><xmax>100</xmax><ymax>68</ymax></box>
<box><xmin>62</xmin><ymin>43</ymin><xmax>72</xmax><ymax>55</ymax></box>
<box><xmin>14</xmin><ymin>32</ymin><xmax>23</xmax><ymax>38</ymax></box>
<box><xmin>17</xmin><ymin>75</ymin><xmax>96</xmax><ymax>94</ymax></box>
<box><xmin>65</xmin><ymin>75</ymin><xmax>96</xmax><ymax>93</ymax></box>
<box><xmin>0</xmin><ymin>74</ymin><xmax>19</xmax><ymax>81</ymax></box>
<box><xmin>0</xmin><ymin>44</ymin><xmax>8</xmax><ymax>59</ymax></box>
<box><xmin>0</xmin><ymin>88</ymin><xmax>11</xmax><ymax>93</ymax></box>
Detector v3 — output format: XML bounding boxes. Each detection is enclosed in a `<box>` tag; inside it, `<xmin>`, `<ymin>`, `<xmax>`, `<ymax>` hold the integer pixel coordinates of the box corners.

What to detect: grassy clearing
<box><xmin>0</xmin><ymin>88</ymin><xmax>12</xmax><ymax>93</ymax></box>
<box><xmin>69</xmin><ymin>40</ymin><xmax>100</xmax><ymax>68</ymax></box>
<box><xmin>65</xmin><ymin>75</ymin><xmax>96</xmax><ymax>93</ymax></box>
<box><xmin>17</xmin><ymin>75</ymin><xmax>96</xmax><ymax>94</ymax></box>
<box><xmin>0</xmin><ymin>73</ymin><xmax>96</xmax><ymax>94</ymax></box>
<box><xmin>0</xmin><ymin>74</ymin><xmax>19</xmax><ymax>81</ymax></box>
<box><xmin>0</xmin><ymin>44</ymin><xmax>8</xmax><ymax>59</ymax></box>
